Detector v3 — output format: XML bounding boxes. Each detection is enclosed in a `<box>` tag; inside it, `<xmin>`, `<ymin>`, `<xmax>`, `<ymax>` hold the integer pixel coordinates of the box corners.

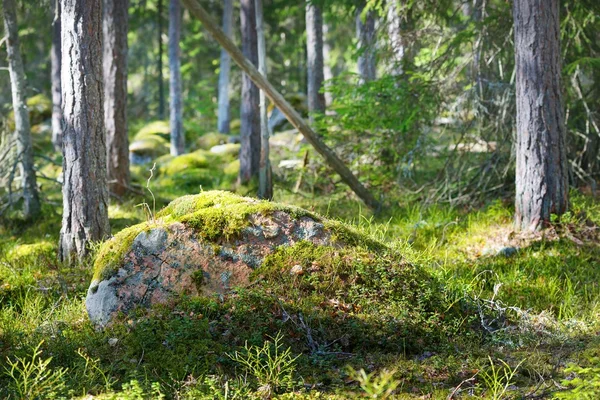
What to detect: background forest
<box><xmin>0</xmin><ymin>0</ymin><xmax>600</xmax><ymax>398</ymax></box>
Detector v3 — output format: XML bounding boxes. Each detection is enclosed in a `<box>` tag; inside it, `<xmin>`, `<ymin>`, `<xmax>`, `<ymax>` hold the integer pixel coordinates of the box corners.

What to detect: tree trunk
<box><xmin>181</xmin><ymin>0</ymin><xmax>380</xmax><ymax>209</ymax></box>
<box><xmin>387</xmin><ymin>0</ymin><xmax>404</xmax><ymax>76</ymax></box>
<box><xmin>169</xmin><ymin>0</ymin><xmax>184</xmax><ymax>155</ymax></box>
<box><xmin>2</xmin><ymin>0</ymin><xmax>41</xmax><ymax>219</ymax></box>
<box><xmin>305</xmin><ymin>1</ymin><xmax>325</xmax><ymax>122</ymax></box>
<box><xmin>51</xmin><ymin>0</ymin><xmax>63</xmax><ymax>153</ymax></box>
<box><xmin>255</xmin><ymin>0</ymin><xmax>272</xmax><ymax>199</ymax></box>
<box><xmin>356</xmin><ymin>4</ymin><xmax>376</xmax><ymax>82</ymax></box>
<box><xmin>158</xmin><ymin>0</ymin><xmax>166</xmax><ymax>119</ymax></box>
<box><xmin>59</xmin><ymin>0</ymin><xmax>110</xmax><ymax>262</ymax></box>
<box><xmin>217</xmin><ymin>0</ymin><xmax>233</xmax><ymax>134</ymax></box>
<box><xmin>239</xmin><ymin>0</ymin><xmax>260</xmax><ymax>184</ymax></box>
<box><xmin>322</xmin><ymin>22</ymin><xmax>333</xmax><ymax>107</ymax></box>
<box><xmin>103</xmin><ymin>0</ymin><xmax>130</xmax><ymax>196</ymax></box>
<box><xmin>513</xmin><ymin>0</ymin><xmax>568</xmax><ymax>231</ymax></box>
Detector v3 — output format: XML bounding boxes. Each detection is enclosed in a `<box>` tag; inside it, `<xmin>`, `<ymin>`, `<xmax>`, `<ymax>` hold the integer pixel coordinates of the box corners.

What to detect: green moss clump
<box><xmin>129</xmin><ymin>136</ymin><xmax>169</xmax><ymax>158</ymax></box>
<box><xmin>196</xmin><ymin>132</ymin><xmax>228</xmax><ymax>150</ymax></box>
<box><xmin>134</xmin><ymin>120</ymin><xmax>170</xmax><ymax>140</ymax></box>
<box><xmin>6</xmin><ymin>241</ymin><xmax>56</xmax><ymax>264</ymax></box>
<box><xmin>92</xmin><ymin>223</ymin><xmax>158</xmax><ymax>281</ymax></box>
<box><xmin>160</xmin><ymin>152</ymin><xmax>211</xmax><ymax>176</ymax></box>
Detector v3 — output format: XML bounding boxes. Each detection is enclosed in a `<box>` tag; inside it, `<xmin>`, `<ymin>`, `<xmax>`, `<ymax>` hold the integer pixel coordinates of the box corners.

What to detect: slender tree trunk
<box><xmin>51</xmin><ymin>0</ymin><xmax>63</xmax><ymax>153</ymax></box>
<box><xmin>2</xmin><ymin>0</ymin><xmax>41</xmax><ymax>219</ymax></box>
<box><xmin>513</xmin><ymin>0</ymin><xmax>568</xmax><ymax>231</ymax></box>
<box><xmin>305</xmin><ymin>1</ymin><xmax>325</xmax><ymax>122</ymax></box>
<box><xmin>322</xmin><ymin>22</ymin><xmax>333</xmax><ymax>107</ymax></box>
<box><xmin>356</xmin><ymin>4</ymin><xmax>376</xmax><ymax>82</ymax></box>
<box><xmin>181</xmin><ymin>0</ymin><xmax>380</xmax><ymax>209</ymax></box>
<box><xmin>169</xmin><ymin>0</ymin><xmax>184</xmax><ymax>155</ymax></box>
<box><xmin>239</xmin><ymin>0</ymin><xmax>260</xmax><ymax>184</ymax></box>
<box><xmin>255</xmin><ymin>0</ymin><xmax>272</xmax><ymax>199</ymax></box>
<box><xmin>158</xmin><ymin>0</ymin><xmax>166</xmax><ymax>119</ymax></box>
<box><xmin>217</xmin><ymin>0</ymin><xmax>233</xmax><ymax>134</ymax></box>
<box><xmin>103</xmin><ymin>0</ymin><xmax>130</xmax><ymax>196</ymax></box>
<box><xmin>59</xmin><ymin>0</ymin><xmax>110</xmax><ymax>262</ymax></box>
<box><xmin>387</xmin><ymin>0</ymin><xmax>404</xmax><ymax>76</ymax></box>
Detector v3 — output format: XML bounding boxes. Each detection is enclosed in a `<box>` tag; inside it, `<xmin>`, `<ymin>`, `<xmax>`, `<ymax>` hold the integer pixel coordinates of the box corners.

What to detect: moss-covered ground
<box><xmin>2</xmin><ymin>123</ymin><xmax>600</xmax><ymax>398</ymax></box>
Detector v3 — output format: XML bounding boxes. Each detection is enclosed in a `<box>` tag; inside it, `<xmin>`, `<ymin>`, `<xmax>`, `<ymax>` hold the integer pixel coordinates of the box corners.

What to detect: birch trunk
<box><xmin>255</xmin><ymin>0</ymin><xmax>272</xmax><ymax>199</ymax></box>
<box><xmin>306</xmin><ymin>2</ymin><xmax>326</xmax><ymax>123</ymax></box>
<box><xmin>217</xmin><ymin>0</ymin><xmax>233</xmax><ymax>134</ymax></box>
<box><xmin>513</xmin><ymin>0</ymin><xmax>568</xmax><ymax>231</ymax></box>
<box><xmin>169</xmin><ymin>0</ymin><xmax>185</xmax><ymax>155</ymax></box>
<box><xmin>239</xmin><ymin>0</ymin><xmax>260</xmax><ymax>184</ymax></box>
<box><xmin>2</xmin><ymin>0</ymin><xmax>41</xmax><ymax>219</ymax></box>
<box><xmin>103</xmin><ymin>0</ymin><xmax>130</xmax><ymax>196</ymax></box>
<box><xmin>51</xmin><ymin>0</ymin><xmax>63</xmax><ymax>152</ymax></box>
<box><xmin>322</xmin><ymin>22</ymin><xmax>333</xmax><ymax>107</ymax></box>
<box><xmin>59</xmin><ymin>0</ymin><xmax>110</xmax><ymax>262</ymax></box>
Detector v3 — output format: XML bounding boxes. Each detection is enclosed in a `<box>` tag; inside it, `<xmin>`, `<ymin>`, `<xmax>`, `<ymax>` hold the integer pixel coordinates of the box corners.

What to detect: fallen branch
<box><xmin>181</xmin><ymin>0</ymin><xmax>380</xmax><ymax>210</ymax></box>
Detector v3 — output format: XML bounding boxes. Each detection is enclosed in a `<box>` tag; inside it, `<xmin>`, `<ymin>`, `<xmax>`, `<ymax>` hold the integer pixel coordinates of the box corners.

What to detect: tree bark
<box><xmin>387</xmin><ymin>0</ymin><xmax>404</xmax><ymax>76</ymax></box>
<box><xmin>103</xmin><ymin>0</ymin><xmax>130</xmax><ymax>196</ymax></box>
<box><xmin>255</xmin><ymin>0</ymin><xmax>272</xmax><ymax>199</ymax></box>
<box><xmin>2</xmin><ymin>0</ymin><xmax>41</xmax><ymax>219</ymax></box>
<box><xmin>59</xmin><ymin>0</ymin><xmax>110</xmax><ymax>262</ymax></box>
<box><xmin>356</xmin><ymin>4</ymin><xmax>376</xmax><ymax>82</ymax></box>
<box><xmin>51</xmin><ymin>0</ymin><xmax>63</xmax><ymax>153</ymax></box>
<box><xmin>158</xmin><ymin>0</ymin><xmax>166</xmax><ymax>119</ymax></box>
<box><xmin>239</xmin><ymin>0</ymin><xmax>260</xmax><ymax>184</ymax></box>
<box><xmin>181</xmin><ymin>0</ymin><xmax>380</xmax><ymax>209</ymax></box>
<box><xmin>305</xmin><ymin>1</ymin><xmax>325</xmax><ymax>121</ymax></box>
<box><xmin>169</xmin><ymin>0</ymin><xmax>184</xmax><ymax>155</ymax></box>
<box><xmin>217</xmin><ymin>0</ymin><xmax>233</xmax><ymax>134</ymax></box>
<box><xmin>513</xmin><ymin>0</ymin><xmax>568</xmax><ymax>231</ymax></box>
<box><xmin>322</xmin><ymin>22</ymin><xmax>333</xmax><ymax>107</ymax></box>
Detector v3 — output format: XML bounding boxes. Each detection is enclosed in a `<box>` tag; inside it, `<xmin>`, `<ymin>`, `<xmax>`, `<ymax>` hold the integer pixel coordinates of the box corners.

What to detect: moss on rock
<box><xmin>92</xmin><ymin>191</ymin><xmax>382</xmax><ymax>282</ymax></box>
<box><xmin>196</xmin><ymin>132</ymin><xmax>228</xmax><ymax>150</ymax></box>
<box><xmin>134</xmin><ymin>120</ymin><xmax>170</xmax><ymax>140</ymax></box>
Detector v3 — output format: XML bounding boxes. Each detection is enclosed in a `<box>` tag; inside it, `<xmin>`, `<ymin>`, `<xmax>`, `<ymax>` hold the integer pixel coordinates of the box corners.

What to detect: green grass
<box><xmin>2</xmin><ymin>144</ymin><xmax>600</xmax><ymax>398</ymax></box>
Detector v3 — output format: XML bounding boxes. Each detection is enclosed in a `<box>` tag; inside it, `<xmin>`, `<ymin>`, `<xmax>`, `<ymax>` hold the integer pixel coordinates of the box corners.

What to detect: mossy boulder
<box><xmin>134</xmin><ymin>120</ymin><xmax>170</xmax><ymax>140</ymax></box>
<box><xmin>88</xmin><ymin>192</ymin><xmax>379</xmax><ymax>325</ymax></box>
<box><xmin>196</xmin><ymin>132</ymin><xmax>228</xmax><ymax>150</ymax></box>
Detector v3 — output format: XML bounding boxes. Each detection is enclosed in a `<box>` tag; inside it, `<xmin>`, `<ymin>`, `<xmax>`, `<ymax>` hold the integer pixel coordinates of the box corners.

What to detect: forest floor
<box><xmin>2</xmin><ymin>135</ymin><xmax>600</xmax><ymax>399</ymax></box>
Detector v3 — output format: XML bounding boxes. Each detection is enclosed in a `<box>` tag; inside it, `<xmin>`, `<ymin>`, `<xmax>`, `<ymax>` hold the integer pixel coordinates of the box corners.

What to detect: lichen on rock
<box><xmin>87</xmin><ymin>191</ymin><xmax>403</xmax><ymax>328</ymax></box>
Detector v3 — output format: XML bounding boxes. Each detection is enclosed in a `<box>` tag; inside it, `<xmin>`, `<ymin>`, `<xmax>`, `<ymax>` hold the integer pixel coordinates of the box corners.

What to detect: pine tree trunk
<box><xmin>239</xmin><ymin>0</ymin><xmax>260</xmax><ymax>184</ymax></box>
<box><xmin>169</xmin><ymin>0</ymin><xmax>184</xmax><ymax>155</ymax></box>
<box><xmin>59</xmin><ymin>0</ymin><xmax>110</xmax><ymax>262</ymax></box>
<box><xmin>51</xmin><ymin>0</ymin><xmax>63</xmax><ymax>153</ymax></box>
<box><xmin>158</xmin><ymin>0</ymin><xmax>166</xmax><ymax>120</ymax></box>
<box><xmin>513</xmin><ymin>0</ymin><xmax>568</xmax><ymax>231</ymax></box>
<box><xmin>217</xmin><ymin>0</ymin><xmax>233</xmax><ymax>134</ymax></box>
<box><xmin>2</xmin><ymin>0</ymin><xmax>41</xmax><ymax>219</ymax></box>
<box><xmin>356</xmin><ymin>5</ymin><xmax>376</xmax><ymax>82</ymax></box>
<box><xmin>255</xmin><ymin>0</ymin><xmax>272</xmax><ymax>199</ymax></box>
<box><xmin>305</xmin><ymin>1</ymin><xmax>325</xmax><ymax>122</ymax></box>
<box><xmin>103</xmin><ymin>0</ymin><xmax>130</xmax><ymax>196</ymax></box>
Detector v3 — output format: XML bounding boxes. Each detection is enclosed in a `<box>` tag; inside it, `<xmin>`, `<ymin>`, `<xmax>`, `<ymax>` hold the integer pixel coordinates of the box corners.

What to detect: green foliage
<box><xmin>318</xmin><ymin>73</ymin><xmax>438</xmax><ymax>186</ymax></box>
<box><xmin>228</xmin><ymin>333</ymin><xmax>300</xmax><ymax>394</ymax></box>
<box><xmin>478</xmin><ymin>357</ymin><xmax>523</xmax><ymax>400</ymax></box>
<box><xmin>346</xmin><ymin>367</ymin><xmax>401</xmax><ymax>399</ymax></box>
<box><xmin>555</xmin><ymin>358</ymin><xmax>600</xmax><ymax>399</ymax></box>
<box><xmin>4</xmin><ymin>341</ymin><xmax>68</xmax><ymax>400</ymax></box>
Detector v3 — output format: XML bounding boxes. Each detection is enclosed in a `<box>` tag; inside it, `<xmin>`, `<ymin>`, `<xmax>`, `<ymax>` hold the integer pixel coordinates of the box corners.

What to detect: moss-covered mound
<box><xmin>88</xmin><ymin>191</ymin><xmax>461</xmax><ymax>353</ymax></box>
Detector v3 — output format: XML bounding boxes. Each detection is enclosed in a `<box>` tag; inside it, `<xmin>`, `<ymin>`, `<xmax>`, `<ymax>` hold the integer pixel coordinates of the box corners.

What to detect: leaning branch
<box><xmin>181</xmin><ymin>0</ymin><xmax>380</xmax><ymax>210</ymax></box>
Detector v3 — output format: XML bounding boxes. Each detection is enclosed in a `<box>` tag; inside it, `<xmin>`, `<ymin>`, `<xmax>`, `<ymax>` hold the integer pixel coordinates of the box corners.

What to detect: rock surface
<box><xmin>86</xmin><ymin>191</ymin><xmax>365</xmax><ymax>327</ymax></box>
